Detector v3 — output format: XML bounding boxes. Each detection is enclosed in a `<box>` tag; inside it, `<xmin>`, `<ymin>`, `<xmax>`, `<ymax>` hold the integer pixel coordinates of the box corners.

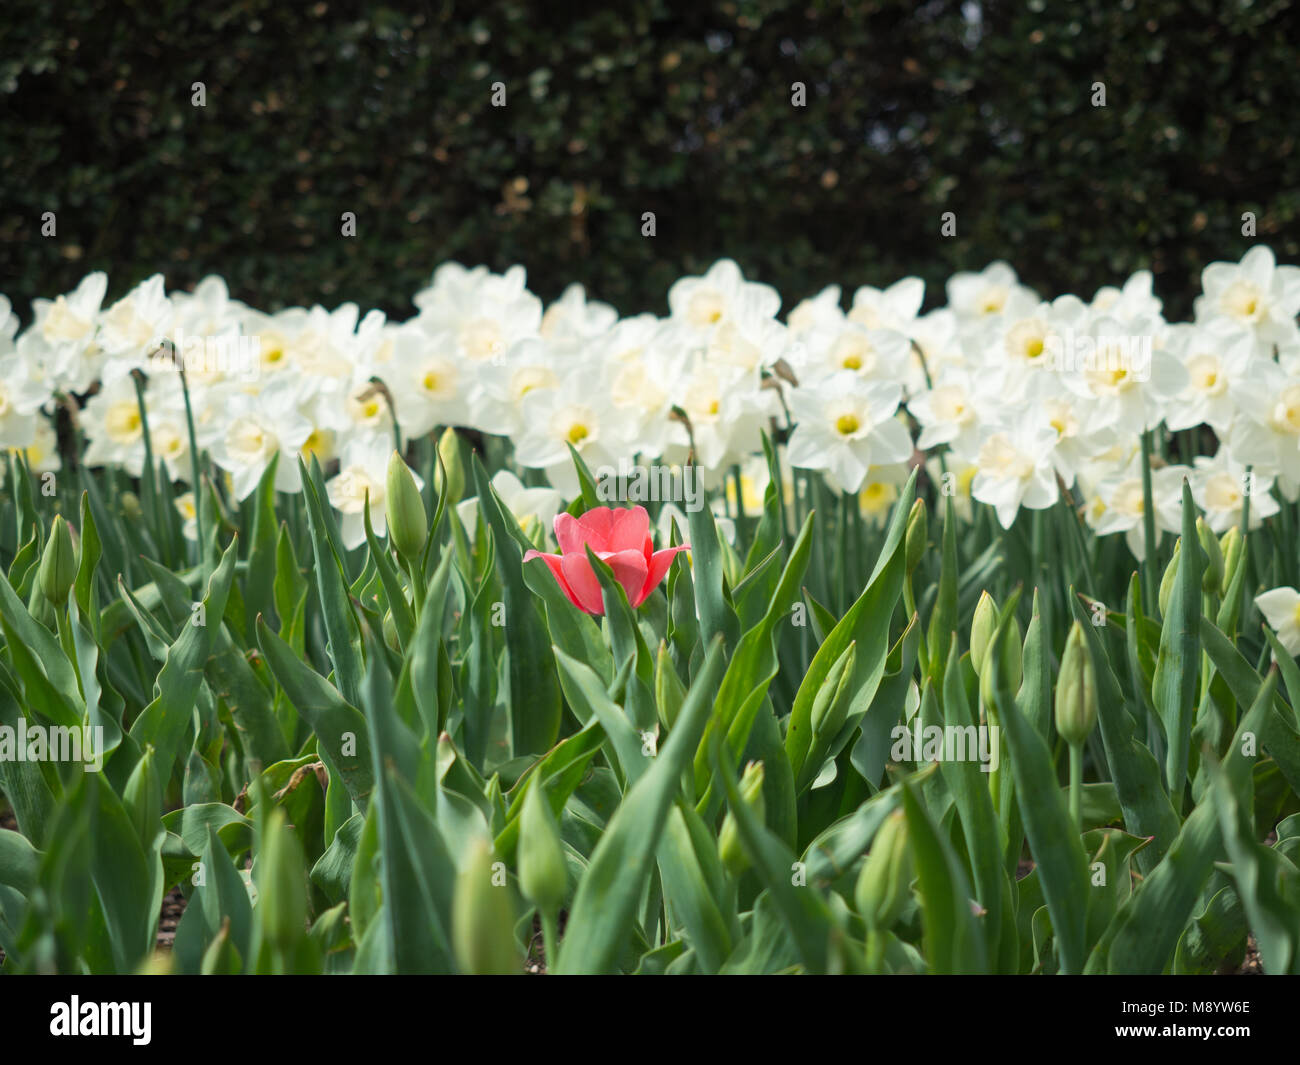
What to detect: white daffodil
<box><xmin>1085</xmin><ymin>458</ymin><xmax>1190</xmax><ymax>561</ymax></box>
<box><xmin>513</xmin><ymin>383</ymin><xmax>632</xmax><ymax>498</ymax></box>
<box><xmin>326</xmin><ymin>435</ymin><xmax>422</xmax><ymax>550</ymax></box>
<box><xmin>456</xmin><ymin>469</ymin><xmax>563</xmax><ymax>546</ymax></box>
<box><xmin>1255</xmin><ymin>587</ymin><xmax>1300</xmax><ymax>656</ymax></box>
<box><xmin>847</xmin><ymin>277</ymin><xmax>924</xmax><ymax>335</ymax></box>
<box><xmin>540</xmin><ymin>283</ymin><xmax>618</xmax><ymax>342</ymax></box>
<box><xmin>209</xmin><ymin>377</ymin><xmax>314</xmax><ymax>499</ymax></box>
<box><xmin>98</xmin><ymin>274</ymin><xmax>173</xmax><ymax>363</ymax></box>
<box><xmin>667</xmin><ymin>259</ymin><xmax>781</xmax><ymax>333</ymax></box>
<box><xmin>416</xmin><ymin>265</ymin><xmax>542</xmax><ymax>365</ymax></box>
<box><xmin>1225</xmin><ymin>358</ymin><xmax>1300</xmax><ymax>489</ymax></box>
<box><xmin>1195</xmin><ymin>246</ymin><xmax>1300</xmax><ymax>353</ymax></box>
<box><xmin>945</xmin><ymin>261</ymin><xmax>1035</xmax><ymax>324</ymax></box>
<box><xmin>1190</xmin><ymin>452</ymin><xmax>1279</xmax><ymax>533</ymax></box>
<box><xmin>15</xmin><ymin>272</ymin><xmax>108</xmax><ymax>393</ymax></box>
<box><xmin>966</xmin><ymin>420</ymin><xmax>1061</xmax><ymax>529</ymax></box>
<box><xmin>786</xmin><ymin>373</ymin><xmax>913</xmax><ymax>494</ymax></box>
<box><xmin>0</xmin><ymin>351</ymin><xmax>55</xmax><ymax>451</ymax></box>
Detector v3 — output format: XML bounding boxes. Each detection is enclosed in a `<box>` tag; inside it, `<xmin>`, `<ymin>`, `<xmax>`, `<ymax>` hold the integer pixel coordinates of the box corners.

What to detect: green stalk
<box><xmin>178</xmin><ymin>365</ymin><xmax>205</xmax><ymax>556</ymax></box>
<box><xmin>1068</xmin><ymin>742</ymin><xmax>1083</xmax><ymax>834</ymax></box>
<box><xmin>540</xmin><ymin>910</ymin><xmax>560</xmax><ymax>973</ymax></box>
<box><xmin>1139</xmin><ymin>429</ymin><xmax>1158</xmax><ymax>612</ymax></box>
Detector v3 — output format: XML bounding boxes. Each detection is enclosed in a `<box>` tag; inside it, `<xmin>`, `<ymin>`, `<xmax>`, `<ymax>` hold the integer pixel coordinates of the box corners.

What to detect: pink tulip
<box><xmin>524</xmin><ymin>505</ymin><xmax>689</xmax><ymax>615</ymax></box>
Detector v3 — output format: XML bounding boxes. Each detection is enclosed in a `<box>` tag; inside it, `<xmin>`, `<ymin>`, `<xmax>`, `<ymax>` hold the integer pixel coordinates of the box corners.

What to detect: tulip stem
<box><xmin>540</xmin><ymin>908</ymin><xmax>560</xmax><ymax>973</ymax></box>
<box><xmin>403</xmin><ymin>555</ymin><xmax>426</xmax><ymax>616</ymax></box>
<box><xmin>1068</xmin><ymin>742</ymin><xmax>1083</xmax><ymax>834</ymax></box>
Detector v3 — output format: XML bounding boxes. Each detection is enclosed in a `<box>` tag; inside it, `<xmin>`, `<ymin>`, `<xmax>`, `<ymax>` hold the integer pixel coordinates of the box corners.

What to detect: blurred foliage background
<box><xmin>3</xmin><ymin>0</ymin><xmax>1298</xmax><ymax>322</ymax></box>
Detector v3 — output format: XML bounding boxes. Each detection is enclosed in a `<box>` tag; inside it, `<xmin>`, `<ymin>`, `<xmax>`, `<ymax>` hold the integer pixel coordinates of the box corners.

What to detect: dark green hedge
<box><xmin>3</xmin><ymin>0</ymin><xmax>1297</xmax><ymax>322</ymax></box>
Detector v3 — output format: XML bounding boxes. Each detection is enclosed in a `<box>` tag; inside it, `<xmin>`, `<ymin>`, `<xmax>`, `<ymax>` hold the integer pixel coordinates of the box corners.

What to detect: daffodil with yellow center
<box><xmin>1268</xmin><ymin>385</ymin><xmax>1300</xmax><ymax>435</ymax></box>
<box><xmin>459</xmin><ymin>318</ymin><xmax>506</xmax><ymax>361</ymax></box>
<box><xmin>1220</xmin><ymin>279</ymin><xmax>1265</xmax><ymax>322</ymax></box>
<box><xmin>105</xmin><ymin>402</ymin><xmax>144</xmax><ymax>445</ymax></box>
<box><xmin>686</xmin><ymin>288</ymin><xmax>725</xmax><ymax>327</ymax></box>
<box><xmin>42</xmin><ymin>295</ymin><xmax>94</xmax><ymax>344</ymax></box>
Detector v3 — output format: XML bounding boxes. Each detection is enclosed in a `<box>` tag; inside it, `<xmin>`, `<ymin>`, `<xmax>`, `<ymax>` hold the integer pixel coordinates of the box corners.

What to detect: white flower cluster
<box><xmin>2</xmin><ymin>247</ymin><xmax>1298</xmax><ymax>552</ymax></box>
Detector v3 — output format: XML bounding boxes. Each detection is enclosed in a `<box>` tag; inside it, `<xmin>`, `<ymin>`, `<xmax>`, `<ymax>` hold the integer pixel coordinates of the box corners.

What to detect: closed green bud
<box><xmin>972</xmin><ymin>592</ymin><xmax>1021</xmax><ymax>692</ymax></box>
<box><xmin>970</xmin><ymin>591</ymin><xmax>998</xmax><ymax>676</ymax></box>
<box><xmin>855</xmin><ymin>808</ymin><xmax>913</xmax><ymax>931</ymax></box>
<box><xmin>382</xmin><ymin>609</ymin><xmax>401</xmax><ymax>653</ymax></box>
<box><xmin>258</xmin><ymin>809</ymin><xmax>308</xmax><ymax>952</ymax></box>
<box><xmin>436</xmin><ymin>427</ymin><xmax>466</xmax><ymax>505</ymax></box>
<box><xmin>810</xmin><ymin>640</ymin><xmax>857</xmax><ymax>739</ymax></box>
<box><xmin>1158</xmin><ymin>539</ymin><xmax>1181</xmax><ymax>617</ymax></box>
<box><xmin>654</xmin><ymin>641</ymin><xmax>686</xmax><ymax>732</ymax></box>
<box><xmin>518</xmin><ymin>785</ymin><xmax>567</xmax><ymax>916</ymax></box>
<box><xmin>1219</xmin><ymin>526</ymin><xmax>1243</xmax><ymax>598</ymax></box>
<box><xmin>1055</xmin><ymin>621</ymin><xmax>1098</xmax><ymax>746</ymax></box>
<box><xmin>385</xmin><ymin>451</ymin><xmax>427</xmax><ymax>561</ymax></box>
<box><xmin>1196</xmin><ymin>518</ymin><xmax>1223</xmax><ymax>596</ymax></box>
<box><xmin>120</xmin><ymin>491</ymin><xmax>142</xmax><ymax>523</ymax></box>
<box><xmin>38</xmin><ymin>515</ymin><xmax>78</xmax><ymax>607</ymax></box>
<box><xmin>719</xmin><ymin>761</ymin><xmax>765</xmax><ymax>877</ymax></box>
<box><xmin>452</xmin><ymin>838</ymin><xmax>520</xmax><ymax>974</ymax></box>
<box><xmin>200</xmin><ymin>916</ymin><xmax>243</xmax><ymax>975</ymax></box>
<box><xmin>904</xmin><ymin>499</ymin><xmax>927</xmax><ymax>575</ymax></box>
<box><xmin>122</xmin><ymin>744</ymin><xmax>162</xmax><ymax>848</ymax></box>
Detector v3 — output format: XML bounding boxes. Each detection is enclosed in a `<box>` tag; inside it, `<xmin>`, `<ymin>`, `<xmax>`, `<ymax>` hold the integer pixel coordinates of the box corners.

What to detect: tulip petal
<box><xmin>632</xmin><ymin>544</ymin><xmax>690</xmax><ymax>607</ymax></box>
<box><xmin>553</xmin><ymin>512</ymin><xmax>587</xmax><ymax>556</ymax></box>
<box><xmin>560</xmin><ymin>553</ymin><xmax>606</xmax><ymax>614</ymax></box>
<box><xmin>524</xmin><ymin>550</ymin><xmax>586</xmax><ymax>612</ymax></box>
<box><xmin>602</xmin><ymin>548</ymin><xmax>650</xmax><ymax>604</ymax></box>
<box><xmin>602</xmin><ymin>506</ymin><xmax>650</xmax><ymax>553</ymax></box>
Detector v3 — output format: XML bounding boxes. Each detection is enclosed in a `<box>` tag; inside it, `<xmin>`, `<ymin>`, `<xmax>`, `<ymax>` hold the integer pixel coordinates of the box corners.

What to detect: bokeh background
<box><xmin>3</xmin><ymin>0</ymin><xmax>1298</xmax><ymax>323</ymax></box>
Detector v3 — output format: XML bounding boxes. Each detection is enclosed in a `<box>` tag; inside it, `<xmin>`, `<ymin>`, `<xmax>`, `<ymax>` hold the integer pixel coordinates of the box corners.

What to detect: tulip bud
<box><xmin>38</xmin><ymin>515</ymin><xmax>78</xmax><ymax>607</ymax></box>
<box><xmin>385</xmin><ymin>451</ymin><xmax>427</xmax><ymax>561</ymax></box>
<box><xmin>452</xmin><ymin>838</ymin><xmax>520</xmax><ymax>974</ymax></box>
<box><xmin>972</xmin><ymin>592</ymin><xmax>1021</xmax><ymax>691</ymax></box>
<box><xmin>518</xmin><ymin>785</ymin><xmax>567</xmax><ymax>917</ymax></box>
<box><xmin>1158</xmin><ymin>539</ymin><xmax>1181</xmax><ymax>617</ymax></box>
<box><xmin>1055</xmin><ymin>621</ymin><xmax>1098</xmax><ymax>746</ymax></box>
<box><xmin>120</xmin><ymin>491</ymin><xmax>142</xmax><ymax>523</ymax></box>
<box><xmin>258</xmin><ymin>809</ymin><xmax>308</xmax><ymax>952</ymax></box>
<box><xmin>904</xmin><ymin>499</ymin><xmax>927</xmax><ymax>575</ymax></box>
<box><xmin>382</xmin><ymin>609</ymin><xmax>401</xmax><ymax>653</ymax></box>
<box><xmin>970</xmin><ymin>591</ymin><xmax>998</xmax><ymax>676</ymax></box>
<box><xmin>810</xmin><ymin>640</ymin><xmax>857</xmax><ymax>739</ymax></box>
<box><xmin>855</xmin><ymin>808</ymin><xmax>913</xmax><ymax>931</ymax></box>
<box><xmin>123</xmin><ymin>744</ymin><xmax>162</xmax><ymax>848</ymax></box>
<box><xmin>719</xmin><ymin>761</ymin><xmax>766</xmax><ymax>877</ymax></box>
<box><xmin>200</xmin><ymin>916</ymin><xmax>243</xmax><ymax>975</ymax></box>
<box><xmin>1195</xmin><ymin>518</ymin><xmax>1222</xmax><ymax>596</ymax></box>
<box><xmin>654</xmin><ymin>642</ymin><xmax>686</xmax><ymax>732</ymax></box>
<box><xmin>436</xmin><ymin>427</ymin><xmax>466</xmax><ymax>505</ymax></box>
<box><xmin>1219</xmin><ymin>526</ymin><xmax>1243</xmax><ymax>598</ymax></box>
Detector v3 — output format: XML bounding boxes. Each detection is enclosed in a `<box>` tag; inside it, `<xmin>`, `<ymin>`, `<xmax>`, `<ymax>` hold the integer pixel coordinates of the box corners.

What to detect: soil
<box><xmin>155</xmin><ymin>887</ymin><xmax>187</xmax><ymax>952</ymax></box>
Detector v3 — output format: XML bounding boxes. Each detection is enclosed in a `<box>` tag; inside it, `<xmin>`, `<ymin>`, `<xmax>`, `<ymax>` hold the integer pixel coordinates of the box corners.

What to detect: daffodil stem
<box><xmin>1069</xmin><ymin>742</ymin><xmax>1083</xmax><ymax>834</ymax></box>
<box><xmin>178</xmin><ymin>367</ymin><xmax>205</xmax><ymax>557</ymax></box>
<box><xmin>1140</xmin><ymin>429</ymin><xmax>1158</xmax><ymax>613</ymax></box>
